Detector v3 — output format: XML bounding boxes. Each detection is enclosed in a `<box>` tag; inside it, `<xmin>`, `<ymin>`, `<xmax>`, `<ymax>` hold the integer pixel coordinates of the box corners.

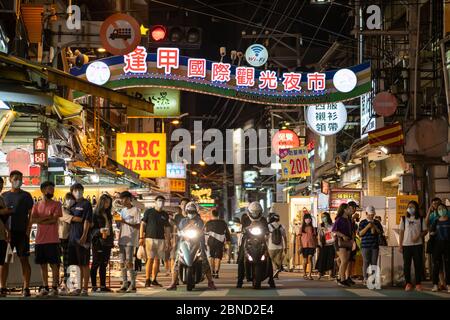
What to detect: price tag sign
<box><xmin>280</xmin><ymin>147</ymin><xmax>310</xmax><ymax>179</ymax></box>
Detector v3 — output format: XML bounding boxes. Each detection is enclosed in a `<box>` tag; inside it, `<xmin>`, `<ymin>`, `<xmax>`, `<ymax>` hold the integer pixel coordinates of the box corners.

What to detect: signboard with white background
<box><xmin>306</xmin><ymin>103</ymin><xmax>347</xmax><ymax>136</ymax></box>
<box><xmin>166</xmin><ymin>162</ymin><xmax>186</xmax><ymax>179</ymax></box>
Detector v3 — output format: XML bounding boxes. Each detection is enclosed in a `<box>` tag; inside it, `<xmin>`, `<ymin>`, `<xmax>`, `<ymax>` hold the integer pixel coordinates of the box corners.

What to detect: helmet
<box><xmin>185</xmin><ymin>201</ymin><xmax>199</xmax><ymax>219</ymax></box>
<box><xmin>247</xmin><ymin>201</ymin><xmax>263</xmax><ymax>221</ymax></box>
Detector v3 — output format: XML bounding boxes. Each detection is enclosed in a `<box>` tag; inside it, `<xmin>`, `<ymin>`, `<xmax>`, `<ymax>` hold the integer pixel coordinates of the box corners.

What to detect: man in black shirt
<box><xmin>2</xmin><ymin>170</ymin><xmax>34</xmax><ymax>297</ymax></box>
<box><xmin>140</xmin><ymin>195</ymin><xmax>171</xmax><ymax>287</ymax></box>
<box><xmin>204</xmin><ymin>209</ymin><xmax>231</xmax><ymax>278</ymax></box>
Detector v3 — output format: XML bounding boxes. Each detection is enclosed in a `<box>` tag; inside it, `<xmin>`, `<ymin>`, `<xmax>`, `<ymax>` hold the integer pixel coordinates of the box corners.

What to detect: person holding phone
<box><xmin>0</xmin><ymin>177</ymin><xmax>13</xmax><ymax>297</ymax></box>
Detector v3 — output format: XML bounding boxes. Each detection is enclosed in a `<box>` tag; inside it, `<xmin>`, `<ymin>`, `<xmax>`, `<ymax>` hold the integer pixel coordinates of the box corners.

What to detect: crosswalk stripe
<box><xmin>423</xmin><ymin>291</ymin><xmax>450</xmax><ymax>299</ymax></box>
<box><xmin>200</xmin><ymin>289</ymin><xmax>229</xmax><ymax>297</ymax></box>
<box><xmin>345</xmin><ymin>289</ymin><xmax>386</xmax><ymax>297</ymax></box>
<box><xmin>277</xmin><ymin>288</ymin><xmax>306</xmax><ymax>296</ymax></box>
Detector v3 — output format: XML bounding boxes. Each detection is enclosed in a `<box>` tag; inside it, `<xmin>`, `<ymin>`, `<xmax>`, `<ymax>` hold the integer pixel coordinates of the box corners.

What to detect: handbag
<box><xmin>338</xmin><ymin>237</ymin><xmax>353</xmax><ymax>249</ymax></box>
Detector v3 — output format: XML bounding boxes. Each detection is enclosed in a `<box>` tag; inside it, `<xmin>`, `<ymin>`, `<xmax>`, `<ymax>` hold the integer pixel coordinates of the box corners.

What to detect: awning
<box><xmin>52</xmin><ymin>95</ymin><xmax>83</xmax><ymax>127</ymax></box>
<box><xmin>0</xmin><ymin>83</ymin><xmax>53</xmax><ymax>105</ymax></box>
<box><xmin>0</xmin><ymin>53</ymin><xmax>154</xmax><ymax>112</ymax></box>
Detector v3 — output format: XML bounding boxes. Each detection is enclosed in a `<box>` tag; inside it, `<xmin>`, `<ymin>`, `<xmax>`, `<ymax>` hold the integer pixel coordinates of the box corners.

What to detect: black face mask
<box><xmin>45</xmin><ymin>193</ymin><xmax>54</xmax><ymax>200</ymax></box>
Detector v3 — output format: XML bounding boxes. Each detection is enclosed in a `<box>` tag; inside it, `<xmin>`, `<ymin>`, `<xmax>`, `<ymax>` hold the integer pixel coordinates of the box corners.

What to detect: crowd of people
<box><xmin>0</xmin><ymin>169</ymin><xmax>448</xmax><ymax>297</ymax></box>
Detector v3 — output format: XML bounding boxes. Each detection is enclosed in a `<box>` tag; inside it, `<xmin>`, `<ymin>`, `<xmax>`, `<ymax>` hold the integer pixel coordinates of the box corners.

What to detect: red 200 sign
<box><xmin>289</xmin><ymin>158</ymin><xmax>309</xmax><ymax>175</ymax></box>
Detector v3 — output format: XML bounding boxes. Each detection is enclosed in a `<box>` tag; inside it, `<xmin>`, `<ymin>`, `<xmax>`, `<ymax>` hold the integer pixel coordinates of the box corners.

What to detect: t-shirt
<box><xmin>433</xmin><ymin>219</ymin><xmax>450</xmax><ymax>241</ymax></box>
<box><xmin>6</xmin><ymin>149</ymin><xmax>31</xmax><ymax>175</ymax></box>
<box><xmin>3</xmin><ymin>190</ymin><xmax>34</xmax><ymax>233</ymax></box>
<box><xmin>268</xmin><ymin>222</ymin><xmax>286</xmax><ymax>250</ymax></box>
<box><xmin>358</xmin><ymin>219</ymin><xmax>383</xmax><ymax>249</ymax></box>
<box><xmin>204</xmin><ymin>219</ymin><xmax>231</xmax><ymax>246</ymax></box>
<box><xmin>173</xmin><ymin>213</ymin><xmax>185</xmax><ymax>229</ymax></box>
<box><xmin>0</xmin><ymin>195</ymin><xmax>7</xmax><ymax>240</ymax></box>
<box><xmin>142</xmin><ymin>208</ymin><xmax>170</xmax><ymax>239</ymax></box>
<box><xmin>332</xmin><ymin>217</ymin><xmax>352</xmax><ymax>238</ymax></box>
<box><xmin>68</xmin><ymin>198</ymin><xmax>93</xmax><ymax>245</ymax></box>
<box><xmin>429</xmin><ymin>211</ymin><xmax>439</xmax><ymax>227</ymax></box>
<box><xmin>119</xmin><ymin>206</ymin><xmax>140</xmax><ymax>247</ymax></box>
<box><xmin>301</xmin><ymin>225</ymin><xmax>317</xmax><ymax>248</ymax></box>
<box><xmin>400</xmin><ymin>216</ymin><xmax>427</xmax><ymax>246</ymax></box>
<box><xmin>31</xmin><ymin>200</ymin><xmax>62</xmax><ymax>244</ymax></box>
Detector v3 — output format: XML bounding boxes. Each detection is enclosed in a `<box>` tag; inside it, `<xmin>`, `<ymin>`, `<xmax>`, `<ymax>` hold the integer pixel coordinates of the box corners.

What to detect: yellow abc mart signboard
<box><xmin>116</xmin><ymin>133</ymin><xmax>166</xmax><ymax>178</ymax></box>
<box><xmin>280</xmin><ymin>147</ymin><xmax>311</xmax><ymax>179</ymax></box>
<box><xmin>396</xmin><ymin>195</ymin><xmax>419</xmax><ymax>224</ymax></box>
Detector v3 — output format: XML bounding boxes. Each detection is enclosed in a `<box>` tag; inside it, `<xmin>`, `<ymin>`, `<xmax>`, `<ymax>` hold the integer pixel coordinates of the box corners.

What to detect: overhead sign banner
<box><xmin>360</xmin><ymin>92</ymin><xmax>376</xmax><ymax>138</ymax></box>
<box><xmin>329</xmin><ymin>189</ymin><xmax>362</xmax><ymax>209</ymax></box>
<box><xmin>396</xmin><ymin>195</ymin><xmax>419</xmax><ymax>224</ymax></box>
<box><xmin>170</xmin><ymin>179</ymin><xmax>186</xmax><ymax>192</ymax></box>
<box><xmin>166</xmin><ymin>163</ymin><xmax>186</xmax><ymax>179</ymax></box>
<box><xmin>100</xmin><ymin>13</ymin><xmax>141</xmax><ymax>56</ymax></box>
<box><xmin>116</xmin><ymin>133</ymin><xmax>166</xmax><ymax>178</ymax></box>
<box><xmin>71</xmin><ymin>53</ymin><xmax>371</xmax><ymax>107</ymax></box>
<box><xmin>306</xmin><ymin>102</ymin><xmax>347</xmax><ymax>136</ymax></box>
<box><xmin>124</xmin><ymin>87</ymin><xmax>180</xmax><ymax>117</ymax></box>
<box><xmin>280</xmin><ymin>147</ymin><xmax>311</xmax><ymax>179</ymax></box>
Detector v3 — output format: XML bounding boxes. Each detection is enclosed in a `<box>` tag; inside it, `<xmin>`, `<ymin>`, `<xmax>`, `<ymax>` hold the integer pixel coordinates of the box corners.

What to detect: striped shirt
<box><xmin>358</xmin><ymin>219</ymin><xmax>383</xmax><ymax>249</ymax></box>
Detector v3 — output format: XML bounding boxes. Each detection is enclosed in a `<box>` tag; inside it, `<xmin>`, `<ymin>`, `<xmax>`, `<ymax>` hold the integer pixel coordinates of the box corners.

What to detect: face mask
<box><xmin>438</xmin><ymin>210</ymin><xmax>447</xmax><ymax>217</ymax></box>
<box><xmin>73</xmin><ymin>191</ymin><xmax>83</xmax><ymax>200</ymax></box>
<box><xmin>407</xmin><ymin>207</ymin><xmax>415</xmax><ymax>215</ymax></box>
<box><xmin>12</xmin><ymin>180</ymin><xmax>22</xmax><ymax>189</ymax></box>
<box><xmin>305</xmin><ymin>218</ymin><xmax>312</xmax><ymax>224</ymax></box>
<box><xmin>45</xmin><ymin>193</ymin><xmax>54</xmax><ymax>200</ymax></box>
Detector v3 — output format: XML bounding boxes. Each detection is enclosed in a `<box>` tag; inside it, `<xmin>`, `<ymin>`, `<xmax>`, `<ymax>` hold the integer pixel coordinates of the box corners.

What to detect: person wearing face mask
<box><xmin>429</xmin><ymin>204</ymin><xmax>450</xmax><ymax>292</ymax></box>
<box><xmin>2</xmin><ymin>170</ymin><xmax>34</xmax><ymax>297</ymax></box>
<box><xmin>300</xmin><ymin>213</ymin><xmax>317</xmax><ymax>280</ymax></box>
<box><xmin>399</xmin><ymin>200</ymin><xmax>427</xmax><ymax>292</ymax></box>
<box><xmin>332</xmin><ymin>203</ymin><xmax>354</xmax><ymax>287</ymax></box>
<box><xmin>57</xmin><ymin>192</ymin><xmax>80</xmax><ymax>296</ymax></box>
<box><xmin>0</xmin><ymin>177</ymin><xmax>14</xmax><ymax>297</ymax></box>
<box><xmin>268</xmin><ymin>214</ymin><xmax>287</xmax><ymax>279</ymax></box>
<box><xmin>358</xmin><ymin>206</ymin><xmax>383</xmax><ymax>287</ymax></box>
<box><xmin>140</xmin><ymin>195</ymin><xmax>171</xmax><ymax>287</ymax></box>
<box><xmin>317</xmin><ymin>212</ymin><xmax>336</xmax><ymax>280</ymax></box>
<box><xmin>346</xmin><ymin>201</ymin><xmax>360</xmax><ymax>285</ymax></box>
<box><xmin>68</xmin><ymin>183</ymin><xmax>93</xmax><ymax>296</ymax></box>
<box><xmin>30</xmin><ymin>181</ymin><xmax>63</xmax><ymax>297</ymax></box>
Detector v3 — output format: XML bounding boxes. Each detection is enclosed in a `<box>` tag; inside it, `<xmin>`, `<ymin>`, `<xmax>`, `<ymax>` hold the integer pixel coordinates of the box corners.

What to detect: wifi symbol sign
<box><xmin>245</xmin><ymin>44</ymin><xmax>268</xmax><ymax>67</ymax></box>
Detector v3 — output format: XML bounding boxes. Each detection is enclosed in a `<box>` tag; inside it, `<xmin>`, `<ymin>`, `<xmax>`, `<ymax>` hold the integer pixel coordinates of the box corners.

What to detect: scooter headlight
<box><xmin>249</xmin><ymin>227</ymin><xmax>262</xmax><ymax>236</ymax></box>
<box><xmin>261</xmin><ymin>255</ymin><xmax>265</xmax><ymax>261</ymax></box>
<box><xmin>247</xmin><ymin>255</ymin><xmax>253</xmax><ymax>262</ymax></box>
<box><xmin>182</xmin><ymin>229</ymin><xmax>199</xmax><ymax>239</ymax></box>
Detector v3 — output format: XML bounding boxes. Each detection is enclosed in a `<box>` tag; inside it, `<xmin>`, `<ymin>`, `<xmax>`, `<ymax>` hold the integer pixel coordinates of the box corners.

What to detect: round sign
<box><xmin>100</xmin><ymin>13</ymin><xmax>141</xmax><ymax>56</ymax></box>
<box><xmin>306</xmin><ymin>102</ymin><xmax>347</xmax><ymax>136</ymax></box>
<box><xmin>86</xmin><ymin>61</ymin><xmax>110</xmax><ymax>85</ymax></box>
<box><xmin>271</xmin><ymin>129</ymin><xmax>300</xmax><ymax>155</ymax></box>
<box><xmin>245</xmin><ymin>44</ymin><xmax>269</xmax><ymax>67</ymax></box>
<box><xmin>333</xmin><ymin>68</ymin><xmax>357</xmax><ymax>93</ymax></box>
<box><xmin>373</xmin><ymin>91</ymin><xmax>398</xmax><ymax>117</ymax></box>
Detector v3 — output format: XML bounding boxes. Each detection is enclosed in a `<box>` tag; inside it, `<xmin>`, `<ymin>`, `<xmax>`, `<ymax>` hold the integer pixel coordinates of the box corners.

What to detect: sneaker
<box><xmin>22</xmin><ymin>288</ymin><xmax>31</xmax><ymax>297</ymax></box>
<box><xmin>405</xmin><ymin>283</ymin><xmax>413</xmax><ymax>291</ymax></box>
<box><xmin>91</xmin><ymin>287</ymin><xmax>98</xmax><ymax>293</ymax></box>
<box><xmin>58</xmin><ymin>287</ymin><xmax>68</xmax><ymax>296</ymax></box>
<box><xmin>145</xmin><ymin>279</ymin><xmax>152</xmax><ymax>288</ymax></box>
<box><xmin>48</xmin><ymin>288</ymin><xmax>58</xmax><ymax>297</ymax></box>
<box><xmin>236</xmin><ymin>282</ymin><xmax>243</xmax><ymax>288</ymax></box>
<box><xmin>97</xmin><ymin>287</ymin><xmax>112</xmax><ymax>293</ymax></box>
<box><xmin>308</xmin><ymin>276</ymin><xmax>314</xmax><ymax>280</ymax></box>
<box><xmin>80</xmin><ymin>289</ymin><xmax>89</xmax><ymax>296</ymax></box>
<box><xmin>117</xmin><ymin>285</ymin><xmax>128</xmax><ymax>293</ymax></box>
<box><xmin>415</xmin><ymin>284</ymin><xmax>423</xmax><ymax>292</ymax></box>
<box><xmin>338</xmin><ymin>280</ymin><xmax>351</xmax><ymax>287</ymax></box>
<box><xmin>269</xmin><ymin>281</ymin><xmax>276</xmax><ymax>289</ymax></box>
<box><xmin>69</xmin><ymin>289</ymin><xmax>81</xmax><ymax>296</ymax></box>
<box><xmin>346</xmin><ymin>278</ymin><xmax>355</xmax><ymax>285</ymax></box>
<box><xmin>126</xmin><ymin>286</ymin><xmax>137</xmax><ymax>293</ymax></box>
<box><xmin>151</xmin><ymin>280</ymin><xmax>162</xmax><ymax>287</ymax></box>
<box><xmin>166</xmin><ymin>284</ymin><xmax>177</xmax><ymax>291</ymax></box>
<box><xmin>439</xmin><ymin>285</ymin><xmax>447</xmax><ymax>291</ymax></box>
<box><xmin>432</xmin><ymin>285</ymin><xmax>438</xmax><ymax>292</ymax></box>
<box><xmin>0</xmin><ymin>288</ymin><xmax>7</xmax><ymax>297</ymax></box>
<box><xmin>208</xmin><ymin>281</ymin><xmax>217</xmax><ymax>290</ymax></box>
<box><xmin>36</xmin><ymin>288</ymin><xmax>48</xmax><ymax>298</ymax></box>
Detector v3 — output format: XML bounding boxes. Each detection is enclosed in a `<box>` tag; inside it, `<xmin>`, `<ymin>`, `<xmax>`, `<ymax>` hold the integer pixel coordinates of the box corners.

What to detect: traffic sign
<box><xmin>100</xmin><ymin>13</ymin><xmax>141</xmax><ymax>56</ymax></box>
<box><xmin>373</xmin><ymin>91</ymin><xmax>398</xmax><ymax>117</ymax></box>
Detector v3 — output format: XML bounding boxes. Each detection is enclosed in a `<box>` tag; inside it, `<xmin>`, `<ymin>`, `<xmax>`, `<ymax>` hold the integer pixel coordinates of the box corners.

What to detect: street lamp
<box><xmin>190</xmin><ymin>145</ymin><xmax>196</xmax><ymax>149</ymax></box>
<box><xmin>199</xmin><ymin>160</ymin><xmax>206</xmax><ymax>166</ymax></box>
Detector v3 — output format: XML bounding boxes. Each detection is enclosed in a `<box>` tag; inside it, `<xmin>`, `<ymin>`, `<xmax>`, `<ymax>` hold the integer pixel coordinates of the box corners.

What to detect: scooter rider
<box><xmin>236</xmin><ymin>202</ymin><xmax>276</xmax><ymax>288</ymax></box>
<box><xmin>167</xmin><ymin>202</ymin><xmax>217</xmax><ymax>290</ymax></box>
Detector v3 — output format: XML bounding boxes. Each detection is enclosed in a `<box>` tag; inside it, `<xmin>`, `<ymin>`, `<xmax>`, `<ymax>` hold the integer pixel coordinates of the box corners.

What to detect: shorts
<box><xmin>119</xmin><ymin>245</ymin><xmax>135</xmax><ymax>264</ymax></box>
<box><xmin>0</xmin><ymin>240</ymin><xmax>7</xmax><ymax>266</ymax></box>
<box><xmin>35</xmin><ymin>243</ymin><xmax>61</xmax><ymax>265</ymax></box>
<box><xmin>208</xmin><ymin>243</ymin><xmax>225</xmax><ymax>259</ymax></box>
<box><xmin>68</xmin><ymin>244</ymin><xmax>90</xmax><ymax>266</ymax></box>
<box><xmin>302</xmin><ymin>247</ymin><xmax>316</xmax><ymax>258</ymax></box>
<box><xmin>145</xmin><ymin>238</ymin><xmax>165</xmax><ymax>259</ymax></box>
<box><xmin>10</xmin><ymin>232</ymin><xmax>30</xmax><ymax>257</ymax></box>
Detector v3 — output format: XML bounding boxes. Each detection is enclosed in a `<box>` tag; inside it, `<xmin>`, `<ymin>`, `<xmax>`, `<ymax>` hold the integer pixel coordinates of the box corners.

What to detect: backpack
<box><xmin>271</xmin><ymin>224</ymin><xmax>282</xmax><ymax>246</ymax></box>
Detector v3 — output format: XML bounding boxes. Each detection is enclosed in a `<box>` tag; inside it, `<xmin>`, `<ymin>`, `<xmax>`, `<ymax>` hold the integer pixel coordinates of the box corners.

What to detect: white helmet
<box><xmin>185</xmin><ymin>201</ymin><xmax>199</xmax><ymax>219</ymax></box>
<box><xmin>247</xmin><ymin>201</ymin><xmax>263</xmax><ymax>221</ymax></box>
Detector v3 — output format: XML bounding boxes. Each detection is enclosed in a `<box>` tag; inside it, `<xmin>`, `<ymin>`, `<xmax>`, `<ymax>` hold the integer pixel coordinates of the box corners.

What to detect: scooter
<box><xmin>178</xmin><ymin>226</ymin><xmax>205</xmax><ymax>291</ymax></box>
<box><xmin>244</xmin><ymin>222</ymin><xmax>270</xmax><ymax>289</ymax></box>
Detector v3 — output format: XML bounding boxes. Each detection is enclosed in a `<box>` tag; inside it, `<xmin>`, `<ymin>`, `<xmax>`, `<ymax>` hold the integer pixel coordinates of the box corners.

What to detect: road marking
<box><xmin>423</xmin><ymin>291</ymin><xmax>450</xmax><ymax>298</ymax></box>
<box><xmin>277</xmin><ymin>288</ymin><xmax>306</xmax><ymax>296</ymax></box>
<box><xmin>200</xmin><ymin>289</ymin><xmax>229</xmax><ymax>297</ymax></box>
<box><xmin>346</xmin><ymin>289</ymin><xmax>386</xmax><ymax>297</ymax></box>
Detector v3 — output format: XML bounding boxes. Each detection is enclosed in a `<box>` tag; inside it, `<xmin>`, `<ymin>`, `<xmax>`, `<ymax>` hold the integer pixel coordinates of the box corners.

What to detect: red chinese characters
<box><xmin>235</xmin><ymin>67</ymin><xmax>255</xmax><ymax>87</ymax></box>
<box><xmin>123</xmin><ymin>46</ymin><xmax>148</xmax><ymax>73</ymax></box>
<box><xmin>258</xmin><ymin>70</ymin><xmax>278</xmax><ymax>90</ymax></box>
<box><xmin>187</xmin><ymin>58</ymin><xmax>206</xmax><ymax>78</ymax></box>
<box><xmin>282</xmin><ymin>73</ymin><xmax>302</xmax><ymax>91</ymax></box>
<box><xmin>211</xmin><ymin>63</ymin><xmax>231</xmax><ymax>82</ymax></box>
<box><xmin>157</xmin><ymin>47</ymin><xmax>180</xmax><ymax>74</ymax></box>
<box><xmin>307</xmin><ymin>72</ymin><xmax>326</xmax><ymax>91</ymax></box>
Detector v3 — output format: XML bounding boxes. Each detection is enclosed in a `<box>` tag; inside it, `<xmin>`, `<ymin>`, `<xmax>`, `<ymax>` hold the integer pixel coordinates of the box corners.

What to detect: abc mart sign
<box><xmin>71</xmin><ymin>51</ymin><xmax>371</xmax><ymax>107</ymax></box>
